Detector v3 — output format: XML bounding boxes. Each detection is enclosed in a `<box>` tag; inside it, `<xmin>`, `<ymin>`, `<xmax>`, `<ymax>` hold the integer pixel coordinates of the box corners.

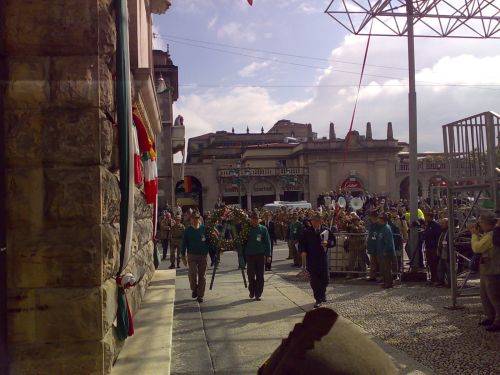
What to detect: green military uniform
<box><xmin>244</xmin><ymin>224</ymin><xmax>272</xmax><ymax>299</ymax></box>
<box><xmin>181</xmin><ymin>224</ymin><xmax>209</xmax><ymax>299</ymax></box>
<box><xmin>170</xmin><ymin>222</ymin><xmax>185</xmax><ymax>268</ymax></box>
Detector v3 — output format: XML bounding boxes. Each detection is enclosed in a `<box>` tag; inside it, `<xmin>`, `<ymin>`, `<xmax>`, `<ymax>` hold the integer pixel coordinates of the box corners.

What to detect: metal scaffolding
<box><xmin>442</xmin><ymin>111</ymin><xmax>500</xmax><ymax>308</ymax></box>
<box><xmin>324</xmin><ymin>0</ymin><xmax>500</xmax><ymax>262</ymax></box>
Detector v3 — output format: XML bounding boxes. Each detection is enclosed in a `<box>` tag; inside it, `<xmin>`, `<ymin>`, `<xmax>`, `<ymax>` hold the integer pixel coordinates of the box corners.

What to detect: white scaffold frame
<box><xmin>442</xmin><ymin>111</ymin><xmax>500</xmax><ymax>309</ymax></box>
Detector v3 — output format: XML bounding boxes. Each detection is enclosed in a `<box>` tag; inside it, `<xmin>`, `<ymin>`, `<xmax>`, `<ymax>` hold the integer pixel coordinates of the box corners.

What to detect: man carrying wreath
<box><xmin>181</xmin><ymin>212</ymin><xmax>209</xmax><ymax>303</ymax></box>
<box><xmin>244</xmin><ymin>211</ymin><xmax>272</xmax><ymax>301</ymax></box>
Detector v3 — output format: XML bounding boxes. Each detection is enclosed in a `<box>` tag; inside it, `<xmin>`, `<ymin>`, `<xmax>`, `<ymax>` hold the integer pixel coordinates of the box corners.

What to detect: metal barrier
<box><xmin>327</xmin><ymin>232</ymin><xmax>405</xmax><ymax>277</ymax></box>
<box><xmin>328</xmin><ymin>233</ymin><xmax>369</xmax><ymax>275</ymax></box>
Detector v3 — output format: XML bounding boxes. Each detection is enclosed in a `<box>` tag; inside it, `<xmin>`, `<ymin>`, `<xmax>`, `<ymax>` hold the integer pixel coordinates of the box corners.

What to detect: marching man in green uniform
<box><xmin>170</xmin><ymin>215</ymin><xmax>185</xmax><ymax>269</ymax></box>
<box><xmin>244</xmin><ymin>211</ymin><xmax>272</xmax><ymax>301</ymax></box>
<box><xmin>181</xmin><ymin>212</ymin><xmax>209</xmax><ymax>303</ymax></box>
<box><xmin>288</xmin><ymin>213</ymin><xmax>303</xmax><ymax>267</ymax></box>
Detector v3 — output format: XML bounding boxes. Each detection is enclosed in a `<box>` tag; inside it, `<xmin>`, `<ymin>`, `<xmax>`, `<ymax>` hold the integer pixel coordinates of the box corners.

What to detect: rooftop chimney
<box><xmin>329</xmin><ymin>122</ymin><xmax>336</xmax><ymax>140</ymax></box>
<box><xmin>387</xmin><ymin>122</ymin><xmax>394</xmax><ymax>140</ymax></box>
<box><xmin>366</xmin><ymin>122</ymin><xmax>372</xmax><ymax>140</ymax></box>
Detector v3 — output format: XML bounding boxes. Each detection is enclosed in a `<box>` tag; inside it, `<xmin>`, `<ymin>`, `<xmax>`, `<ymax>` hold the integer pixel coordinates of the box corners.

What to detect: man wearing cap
<box><xmin>470</xmin><ymin>212</ymin><xmax>500</xmax><ymax>332</ymax></box>
<box><xmin>376</xmin><ymin>213</ymin><xmax>396</xmax><ymax>289</ymax></box>
<box><xmin>170</xmin><ymin>215</ymin><xmax>185</xmax><ymax>269</ymax></box>
<box><xmin>243</xmin><ymin>212</ymin><xmax>272</xmax><ymax>301</ymax></box>
<box><xmin>181</xmin><ymin>212</ymin><xmax>209</xmax><ymax>303</ymax></box>
<box><xmin>300</xmin><ymin>213</ymin><xmax>332</xmax><ymax>308</ymax></box>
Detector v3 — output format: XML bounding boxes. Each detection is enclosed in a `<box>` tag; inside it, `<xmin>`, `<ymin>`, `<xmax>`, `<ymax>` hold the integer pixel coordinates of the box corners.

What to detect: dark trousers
<box><xmin>247</xmin><ymin>254</ymin><xmax>265</xmax><ymax>298</ymax></box>
<box><xmin>425</xmin><ymin>247</ymin><xmax>439</xmax><ymax>282</ymax></box>
<box><xmin>266</xmin><ymin>241</ymin><xmax>274</xmax><ymax>270</ymax></box>
<box><xmin>187</xmin><ymin>254</ymin><xmax>207</xmax><ymax>298</ymax></box>
<box><xmin>380</xmin><ymin>255</ymin><xmax>393</xmax><ymax>287</ymax></box>
<box><xmin>161</xmin><ymin>239</ymin><xmax>169</xmax><ymax>259</ymax></box>
<box><xmin>480</xmin><ymin>273</ymin><xmax>500</xmax><ymax>325</ymax></box>
<box><xmin>437</xmin><ymin>258</ymin><xmax>450</xmax><ymax>285</ymax></box>
<box><xmin>310</xmin><ymin>271</ymin><xmax>328</xmax><ymax>303</ymax></box>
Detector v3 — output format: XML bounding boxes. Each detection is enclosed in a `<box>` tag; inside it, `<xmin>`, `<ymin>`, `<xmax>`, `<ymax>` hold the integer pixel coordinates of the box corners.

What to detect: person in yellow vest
<box><xmin>470</xmin><ymin>212</ymin><xmax>500</xmax><ymax>332</ymax></box>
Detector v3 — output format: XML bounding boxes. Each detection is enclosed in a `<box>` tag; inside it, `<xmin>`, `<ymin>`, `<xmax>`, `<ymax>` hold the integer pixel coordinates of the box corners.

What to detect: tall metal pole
<box><xmin>406</xmin><ymin>0</ymin><xmax>419</xmax><ymax>260</ymax></box>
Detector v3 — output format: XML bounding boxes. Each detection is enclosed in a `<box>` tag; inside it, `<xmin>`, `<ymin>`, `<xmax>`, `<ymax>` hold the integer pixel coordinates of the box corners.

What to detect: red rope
<box><xmin>343</xmin><ymin>23</ymin><xmax>373</xmax><ymax>160</ymax></box>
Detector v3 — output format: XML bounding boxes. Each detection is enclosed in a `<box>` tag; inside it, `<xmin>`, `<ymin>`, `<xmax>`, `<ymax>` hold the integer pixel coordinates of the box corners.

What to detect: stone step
<box><xmin>112</xmin><ymin>269</ymin><xmax>176</xmax><ymax>374</ymax></box>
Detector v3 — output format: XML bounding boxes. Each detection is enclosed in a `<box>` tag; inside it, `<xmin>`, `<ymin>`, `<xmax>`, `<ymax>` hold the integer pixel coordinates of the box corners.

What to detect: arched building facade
<box><xmin>178</xmin><ymin>120</ymin><xmax>454</xmax><ymax>212</ymax></box>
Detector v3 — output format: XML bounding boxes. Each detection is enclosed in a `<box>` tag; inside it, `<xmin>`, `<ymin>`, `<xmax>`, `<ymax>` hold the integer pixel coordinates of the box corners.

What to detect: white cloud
<box><xmin>238</xmin><ymin>61</ymin><xmax>271</xmax><ymax>77</ymax></box>
<box><xmin>217</xmin><ymin>22</ymin><xmax>256</xmax><ymax>43</ymax></box>
<box><xmin>174</xmin><ymin>87</ymin><xmax>311</xmax><ymax>139</ymax></box>
<box><xmin>286</xmin><ymin>36</ymin><xmax>500</xmax><ymax>151</ymax></box>
<box><xmin>207</xmin><ymin>15</ymin><xmax>218</xmax><ymax>29</ymax></box>
<box><xmin>297</xmin><ymin>2</ymin><xmax>320</xmax><ymax>14</ymax></box>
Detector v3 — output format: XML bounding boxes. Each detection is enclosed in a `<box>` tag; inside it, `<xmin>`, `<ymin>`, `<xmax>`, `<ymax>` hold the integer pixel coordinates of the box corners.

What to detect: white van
<box><xmin>263</xmin><ymin>201</ymin><xmax>312</xmax><ymax>212</ymax></box>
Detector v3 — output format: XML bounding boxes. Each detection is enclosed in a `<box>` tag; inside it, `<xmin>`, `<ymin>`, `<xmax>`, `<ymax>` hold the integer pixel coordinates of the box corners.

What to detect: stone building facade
<box><xmin>178</xmin><ymin>120</ymin><xmax>450</xmax><ymax>212</ymax></box>
<box><xmin>1</xmin><ymin>0</ymin><xmax>172</xmax><ymax>373</ymax></box>
<box><xmin>153</xmin><ymin>49</ymin><xmax>184</xmax><ymax>210</ymax></box>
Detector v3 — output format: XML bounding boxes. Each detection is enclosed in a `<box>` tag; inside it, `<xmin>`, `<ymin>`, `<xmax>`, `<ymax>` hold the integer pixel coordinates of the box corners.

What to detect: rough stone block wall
<box><xmin>2</xmin><ymin>1</ymin><xmax>155</xmax><ymax>373</ymax></box>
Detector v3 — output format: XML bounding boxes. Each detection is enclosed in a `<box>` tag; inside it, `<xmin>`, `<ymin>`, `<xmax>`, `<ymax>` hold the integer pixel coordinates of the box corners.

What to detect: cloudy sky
<box><xmin>153</xmin><ymin>0</ymin><xmax>500</xmax><ymax>152</ymax></box>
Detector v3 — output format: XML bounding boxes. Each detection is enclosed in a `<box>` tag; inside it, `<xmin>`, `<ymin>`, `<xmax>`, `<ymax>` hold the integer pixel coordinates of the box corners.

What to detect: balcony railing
<box><xmin>218</xmin><ymin>167</ymin><xmax>308</xmax><ymax>178</ymax></box>
<box><xmin>397</xmin><ymin>161</ymin><xmax>447</xmax><ymax>173</ymax></box>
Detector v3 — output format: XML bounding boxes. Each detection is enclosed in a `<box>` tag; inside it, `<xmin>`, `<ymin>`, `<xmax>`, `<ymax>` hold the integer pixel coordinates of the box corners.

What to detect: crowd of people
<box><xmin>156</xmin><ymin>189</ymin><xmax>499</xmax><ymax>330</ymax></box>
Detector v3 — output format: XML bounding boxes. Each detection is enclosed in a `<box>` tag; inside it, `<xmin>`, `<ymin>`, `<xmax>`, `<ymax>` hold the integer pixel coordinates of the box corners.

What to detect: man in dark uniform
<box><xmin>244</xmin><ymin>212</ymin><xmax>272</xmax><ymax>301</ymax></box>
<box><xmin>263</xmin><ymin>212</ymin><xmax>276</xmax><ymax>271</ymax></box>
<box><xmin>300</xmin><ymin>213</ymin><xmax>332</xmax><ymax>308</ymax></box>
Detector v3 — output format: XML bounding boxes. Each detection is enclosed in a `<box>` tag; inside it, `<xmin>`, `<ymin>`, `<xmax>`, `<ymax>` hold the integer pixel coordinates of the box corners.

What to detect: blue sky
<box><xmin>153</xmin><ymin>0</ymin><xmax>500</xmax><ymax>151</ymax></box>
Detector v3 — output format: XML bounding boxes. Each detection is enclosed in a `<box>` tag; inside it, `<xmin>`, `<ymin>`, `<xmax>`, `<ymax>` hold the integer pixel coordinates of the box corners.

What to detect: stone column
<box><xmin>247</xmin><ymin>193</ymin><xmax>252</xmax><ymax>211</ymax></box>
<box><xmin>2</xmin><ymin>1</ymin><xmax>154</xmax><ymax>373</ymax></box>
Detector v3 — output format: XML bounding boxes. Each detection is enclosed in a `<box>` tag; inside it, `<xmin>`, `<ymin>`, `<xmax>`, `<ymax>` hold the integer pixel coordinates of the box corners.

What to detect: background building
<box><xmin>175</xmin><ymin>120</ymin><xmax>461</xmax><ymax>213</ymax></box>
<box><xmin>153</xmin><ymin>49</ymin><xmax>184</xmax><ymax>210</ymax></box>
<box><xmin>178</xmin><ymin>121</ymin><xmax>413</xmax><ymax>212</ymax></box>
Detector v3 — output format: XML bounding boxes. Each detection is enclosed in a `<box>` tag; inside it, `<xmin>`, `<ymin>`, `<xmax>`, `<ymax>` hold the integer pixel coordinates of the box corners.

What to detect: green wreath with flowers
<box><xmin>206</xmin><ymin>206</ymin><xmax>251</xmax><ymax>252</ymax></box>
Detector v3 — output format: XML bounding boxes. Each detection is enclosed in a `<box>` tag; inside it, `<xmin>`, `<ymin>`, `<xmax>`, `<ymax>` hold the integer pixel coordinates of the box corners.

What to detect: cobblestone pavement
<box><xmin>272</xmin><ymin>244</ymin><xmax>500</xmax><ymax>375</ymax></box>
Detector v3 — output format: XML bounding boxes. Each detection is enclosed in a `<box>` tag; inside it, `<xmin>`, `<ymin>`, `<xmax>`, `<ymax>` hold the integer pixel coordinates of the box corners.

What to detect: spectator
<box><xmin>436</xmin><ymin>218</ymin><xmax>450</xmax><ymax>287</ymax></box>
<box><xmin>470</xmin><ymin>212</ymin><xmax>500</xmax><ymax>332</ymax></box>
<box><xmin>377</xmin><ymin>213</ymin><xmax>396</xmax><ymax>289</ymax></box>
<box><xmin>423</xmin><ymin>212</ymin><xmax>442</xmax><ymax>283</ymax></box>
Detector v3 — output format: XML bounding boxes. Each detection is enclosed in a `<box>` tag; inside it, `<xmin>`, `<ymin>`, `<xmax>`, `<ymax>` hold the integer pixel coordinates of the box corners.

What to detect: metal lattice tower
<box><xmin>326</xmin><ymin>0</ymin><xmax>500</xmax><ymax>38</ymax></box>
<box><xmin>324</xmin><ymin>0</ymin><xmax>500</xmax><ymax>272</ymax></box>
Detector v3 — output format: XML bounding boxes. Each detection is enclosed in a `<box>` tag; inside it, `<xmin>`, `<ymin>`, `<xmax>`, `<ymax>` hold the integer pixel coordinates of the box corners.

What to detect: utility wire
<box><xmin>156</xmin><ymin>37</ymin><xmax>409</xmax><ymax>80</ymax></box>
<box><xmin>155</xmin><ymin>33</ymin><xmax>410</xmax><ymax>71</ymax></box>
<box><xmin>179</xmin><ymin>83</ymin><xmax>500</xmax><ymax>90</ymax></box>
<box><xmin>153</xmin><ymin>34</ymin><xmax>500</xmax><ymax>90</ymax></box>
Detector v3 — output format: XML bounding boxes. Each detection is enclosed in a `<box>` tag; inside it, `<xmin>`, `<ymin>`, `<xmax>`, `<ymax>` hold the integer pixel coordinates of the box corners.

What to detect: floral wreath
<box><xmin>206</xmin><ymin>206</ymin><xmax>251</xmax><ymax>252</ymax></box>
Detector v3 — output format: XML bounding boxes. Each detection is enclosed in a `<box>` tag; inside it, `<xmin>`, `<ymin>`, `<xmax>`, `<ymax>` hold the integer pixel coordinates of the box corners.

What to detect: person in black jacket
<box><xmin>423</xmin><ymin>213</ymin><xmax>442</xmax><ymax>283</ymax></box>
<box><xmin>300</xmin><ymin>213</ymin><xmax>332</xmax><ymax>308</ymax></box>
<box><xmin>262</xmin><ymin>212</ymin><xmax>277</xmax><ymax>271</ymax></box>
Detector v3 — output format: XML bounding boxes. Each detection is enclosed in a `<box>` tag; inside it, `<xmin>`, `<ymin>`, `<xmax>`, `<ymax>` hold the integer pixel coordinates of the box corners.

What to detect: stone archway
<box><xmin>175</xmin><ymin>175</ymin><xmax>203</xmax><ymax>213</ymax></box>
